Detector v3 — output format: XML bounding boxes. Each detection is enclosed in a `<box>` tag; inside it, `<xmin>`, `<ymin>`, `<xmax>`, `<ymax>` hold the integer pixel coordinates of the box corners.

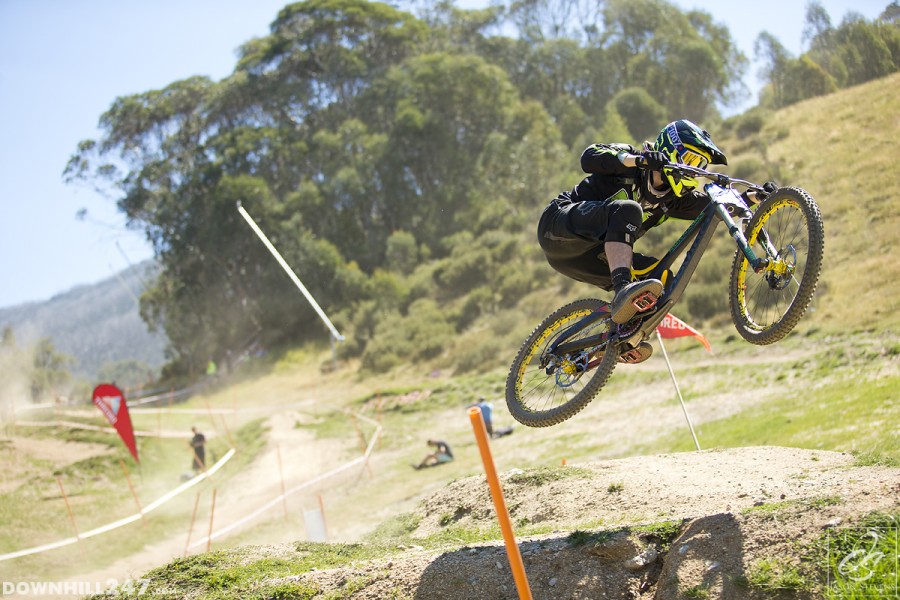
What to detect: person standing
<box><xmin>469</xmin><ymin>398</ymin><xmax>494</xmax><ymax>437</ymax></box>
<box><xmin>190</xmin><ymin>426</ymin><xmax>206</xmax><ymax>471</ymax></box>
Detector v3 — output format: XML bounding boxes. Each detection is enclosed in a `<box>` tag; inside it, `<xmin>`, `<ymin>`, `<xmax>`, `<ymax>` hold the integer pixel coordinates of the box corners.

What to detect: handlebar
<box><xmin>658</xmin><ymin>162</ymin><xmax>760</xmax><ymax>191</ymax></box>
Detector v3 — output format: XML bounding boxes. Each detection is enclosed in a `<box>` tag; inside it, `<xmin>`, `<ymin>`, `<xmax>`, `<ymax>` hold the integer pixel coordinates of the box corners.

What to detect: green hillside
<box><xmin>719</xmin><ymin>71</ymin><xmax>900</xmax><ymax>332</ymax></box>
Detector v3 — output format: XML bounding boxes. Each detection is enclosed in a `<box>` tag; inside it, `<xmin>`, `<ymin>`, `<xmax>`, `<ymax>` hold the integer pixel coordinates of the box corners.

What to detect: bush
<box><xmin>360</xmin><ymin>299</ymin><xmax>455</xmax><ymax>372</ymax></box>
<box><xmin>452</xmin><ymin>286</ymin><xmax>494</xmax><ymax>331</ymax></box>
<box><xmin>385</xmin><ymin>230</ymin><xmax>418</xmax><ymax>275</ymax></box>
<box><xmin>497</xmin><ymin>267</ymin><xmax>534</xmax><ymax>305</ymax></box>
<box><xmin>684</xmin><ymin>282</ymin><xmax>728</xmax><ymax>323</ymax></box>
<box><xmin>435</xmin><ymin>245</ymin><xmax>492</xmax><ymax>294</ymax></box>
<box><xmin>730</xmin><ymin>157</ymin><xmax>765</xmax><ymax>182</ymax></box>
<box><xmin>449</xmin><ymin>328</ymin><xmax>507</xmax><ymax>374</ymax></box>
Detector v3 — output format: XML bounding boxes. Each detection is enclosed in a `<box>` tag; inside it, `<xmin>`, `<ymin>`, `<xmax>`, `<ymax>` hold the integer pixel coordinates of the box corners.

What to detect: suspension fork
<box><xmin>715</xmin><ymin>202</ymin><xmax>769</xmax><ymax>272</ymax></box>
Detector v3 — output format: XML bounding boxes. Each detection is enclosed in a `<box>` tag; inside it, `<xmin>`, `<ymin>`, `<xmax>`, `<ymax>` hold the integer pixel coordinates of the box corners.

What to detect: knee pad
<box><xmin>606</xmin><ymin>200</ymin><xmax>643</xmax><ymax>245</ymax></box>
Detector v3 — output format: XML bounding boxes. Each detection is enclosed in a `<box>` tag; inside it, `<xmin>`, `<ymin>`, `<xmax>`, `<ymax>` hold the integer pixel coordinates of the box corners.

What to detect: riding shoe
<box><xmin>610</xmin><ymin>279</ymin><xmax>664</xmax><ymax>324</ymax></box>
<box><xmin>619</xmin><ymin>341</ymin><xmax>653</xmax><ymax>364</ymax></box>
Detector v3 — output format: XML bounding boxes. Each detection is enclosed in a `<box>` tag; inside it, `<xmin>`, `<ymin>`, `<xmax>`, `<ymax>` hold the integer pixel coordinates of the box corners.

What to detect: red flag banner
<box><xmin>92</xmin><ymin>384</ymin><xmax>139</xmax><ymax>463</ymax></box>
<box><xmin>656</xmin><ymin>313</ymin><xmax>712</xmax><ymax>353</ymax></box>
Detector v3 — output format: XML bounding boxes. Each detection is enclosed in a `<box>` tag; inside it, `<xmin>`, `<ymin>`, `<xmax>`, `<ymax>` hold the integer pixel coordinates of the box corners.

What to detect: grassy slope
<box><xmin>721</xmin><ymin>71</ymin><xmax>900</xmax><ymax>332</ymax></box>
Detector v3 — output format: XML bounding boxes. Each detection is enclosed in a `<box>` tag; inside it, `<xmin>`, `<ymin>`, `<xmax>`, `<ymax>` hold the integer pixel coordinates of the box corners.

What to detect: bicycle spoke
<box><xmin>507</xmin><ymin>299</ymin><xmax>619</xmax><ymax>427</ymax></box>
<box><xmin>730</xmin><ymin>189</ymin><xmax>823</xmax><ymax>344</ymax></box>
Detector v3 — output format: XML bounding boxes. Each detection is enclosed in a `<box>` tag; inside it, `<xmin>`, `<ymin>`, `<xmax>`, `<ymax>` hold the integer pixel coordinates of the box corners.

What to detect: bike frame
<box><xmin>550</xmin><ymin>170</ymin><xmax>764</xmax><ymax>357</ymax></box>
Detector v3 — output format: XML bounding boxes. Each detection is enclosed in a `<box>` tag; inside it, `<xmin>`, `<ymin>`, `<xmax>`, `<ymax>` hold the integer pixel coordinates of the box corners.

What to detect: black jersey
<box><xmin>569</xmin><ymin>143</ymin><xmax>710</xmax><ymax>234</ymax></box>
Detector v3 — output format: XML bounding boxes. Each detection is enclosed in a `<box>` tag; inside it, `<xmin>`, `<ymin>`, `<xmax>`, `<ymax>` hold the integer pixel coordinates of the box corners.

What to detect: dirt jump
<box><xmin>135</xmin><ymin>446</ymin><xmax>899</xmax><ymax>599</ymax></box>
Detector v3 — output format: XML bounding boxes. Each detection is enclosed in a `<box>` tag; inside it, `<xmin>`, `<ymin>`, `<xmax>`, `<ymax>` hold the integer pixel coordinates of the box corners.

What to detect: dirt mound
<box><xmin>270</xmin><ymin>447</ymin><xmax>898</xmax><ymax>599</ymax></box>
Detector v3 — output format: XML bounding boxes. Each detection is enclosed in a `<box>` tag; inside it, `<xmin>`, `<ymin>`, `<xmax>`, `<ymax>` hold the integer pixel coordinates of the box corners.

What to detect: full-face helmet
<box><xmin>653</xmin><ymin>120</ymin><xmax>727</xmax><ymax>196</ymax></box>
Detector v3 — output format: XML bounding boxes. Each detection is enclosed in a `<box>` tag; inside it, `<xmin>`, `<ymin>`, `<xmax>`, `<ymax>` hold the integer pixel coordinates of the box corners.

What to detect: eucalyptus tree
<box><xmin>66</xmin><ymin>1</ymin><xmax>425</xmax><ymax>374</ymax></box>
<box><xmin>601</xmin><ymin>0</ymin><xmax>744</xmax><ymax>122</ymax></box>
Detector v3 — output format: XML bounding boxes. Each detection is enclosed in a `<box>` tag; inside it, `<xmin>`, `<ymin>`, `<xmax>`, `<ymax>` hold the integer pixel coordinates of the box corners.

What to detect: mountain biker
<box><xmin>537</xmin><ymin>119</ymin><xmax>776</xmax><ymax>363</ymax></box>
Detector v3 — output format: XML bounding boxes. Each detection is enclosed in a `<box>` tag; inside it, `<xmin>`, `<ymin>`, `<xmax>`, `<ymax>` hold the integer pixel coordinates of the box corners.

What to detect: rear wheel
<box><xmin>505</xmin><ymin>299</ymin><xmax>618</xmax><ymax>427</ymax></box>
<box><xmin>729</xmin><ymin>187</ymin><xmax>824</xmax><ymax>344</ymax></box>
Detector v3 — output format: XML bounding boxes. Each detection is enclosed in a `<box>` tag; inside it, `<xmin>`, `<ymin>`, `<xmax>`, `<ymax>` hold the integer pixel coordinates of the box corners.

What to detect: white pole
<box><xmin>236</xmin><ymin>201</ymin><xmax>344</xmax><ymax>342</ymax></box>
<box><xmin>655</xmin><ymin>330</ymin><xmax>701</xmax><ymax>451</ymax></box>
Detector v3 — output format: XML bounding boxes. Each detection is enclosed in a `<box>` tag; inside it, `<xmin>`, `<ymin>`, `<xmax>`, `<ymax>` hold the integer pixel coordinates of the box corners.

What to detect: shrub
<box><xmin>360</xmin><ymin>299</ymin><xmax>455</xmax><ymax>372</ymax></box>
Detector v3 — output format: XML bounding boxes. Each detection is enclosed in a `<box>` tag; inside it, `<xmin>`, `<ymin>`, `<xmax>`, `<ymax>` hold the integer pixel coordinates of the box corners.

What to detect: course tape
<box><xmin>44</xmin><ymin>400</ymin><xmax>313</xmax><ymax>418</ymax></box>
<box><xmin>12</xmin><ymin>420</ymin><xmax>217</xmax><ymax>439</ymax></box>
<box><xmin>0</xmin><ymin>448</ymin><xmax>236</xmax><ymax>562</ymax></box>
<box><xmin>187</xmin><ymin>412</ymin><xmax>381</xmax><ymax>550</ymax></box>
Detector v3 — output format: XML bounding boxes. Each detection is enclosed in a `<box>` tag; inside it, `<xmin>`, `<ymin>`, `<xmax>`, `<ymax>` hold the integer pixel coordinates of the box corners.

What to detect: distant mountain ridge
<box><xmin>0</xmin><ymin>260</ymin><xmax>167</xmax><ymax>379</ymax></box>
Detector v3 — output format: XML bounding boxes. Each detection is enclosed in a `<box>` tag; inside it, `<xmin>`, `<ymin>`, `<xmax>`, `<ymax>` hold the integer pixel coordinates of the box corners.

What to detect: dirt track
<box><xmin>261</xmin><ymin>446</ymin><xmax>899</xmax><ymax>599</ymax></box>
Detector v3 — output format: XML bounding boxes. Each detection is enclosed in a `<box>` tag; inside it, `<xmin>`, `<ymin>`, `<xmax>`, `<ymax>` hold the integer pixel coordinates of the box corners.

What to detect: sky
<box><xmin>0</xmin><ymin>0</ymin><xmax>889</xmax><ymax>309</ymax></box>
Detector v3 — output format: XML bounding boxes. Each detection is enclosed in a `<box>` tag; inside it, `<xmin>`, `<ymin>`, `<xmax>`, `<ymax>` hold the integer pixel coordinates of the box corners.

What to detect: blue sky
<box><xmin>0</xmin><ymin>0</ymin><xmax>887</xmax><ymax>309</ymax></box>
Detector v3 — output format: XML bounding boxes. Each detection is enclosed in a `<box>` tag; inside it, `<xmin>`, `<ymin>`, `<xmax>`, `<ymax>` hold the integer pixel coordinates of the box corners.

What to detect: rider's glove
<box><xmin>636</xmin><ymin>150</ymin><xmax>668</xmax><ymax>171</ymax></box>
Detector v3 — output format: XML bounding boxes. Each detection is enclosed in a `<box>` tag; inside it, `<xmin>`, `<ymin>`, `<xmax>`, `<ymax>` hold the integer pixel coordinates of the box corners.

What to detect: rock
<box><xmin>624</xmin><ymin>547</ymin><xmax>658</xmax><ymax>571</ymax></box>
<box><xmin>822</xmin><ymin>517</ymin><xmax>842</xmax><ymax>529</ymax></box>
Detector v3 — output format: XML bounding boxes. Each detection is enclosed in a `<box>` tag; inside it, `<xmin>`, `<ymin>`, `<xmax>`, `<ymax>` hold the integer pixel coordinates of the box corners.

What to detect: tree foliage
<box><xmin>30</xmin><ymin>338</ymin><xmax>73</xmax><ymax>402</ymax></box>
<box><xmin>67</xmin><ymin>0</ymin><xmax>759</xmax><ymax>376</ymax></box>
<box><xmin>756</xmin><ymin>2</ymin><xmax>900</xmax><ymax>108</ymax></box>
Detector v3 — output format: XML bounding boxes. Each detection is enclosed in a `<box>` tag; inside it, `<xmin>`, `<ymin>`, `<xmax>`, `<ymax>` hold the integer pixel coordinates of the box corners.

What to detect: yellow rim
<box><xmin>735</xmin><ymin>199</ymin><xmax>802</xmax><ymax>329</ymax></box>
<box><xmin>515</xmin><ymin>308</ymin><xmax>595</xmax><ymax>397</ymax></box>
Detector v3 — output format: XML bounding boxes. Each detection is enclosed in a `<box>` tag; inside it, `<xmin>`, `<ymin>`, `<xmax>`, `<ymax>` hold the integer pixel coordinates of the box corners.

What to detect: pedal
<box><xmin>618</xmin><ymin>348</ymin><xmax>645</xmax><ymax>364</ymax></box>
<box><xmin>631</xmin><ymin>291</ymin><xmax>658</xmax><ymax>312</ymax></box>
<box><xmin>618</xmin><ymin>342</ymin><xmax>653</xmax><ymax>364</ymax></box>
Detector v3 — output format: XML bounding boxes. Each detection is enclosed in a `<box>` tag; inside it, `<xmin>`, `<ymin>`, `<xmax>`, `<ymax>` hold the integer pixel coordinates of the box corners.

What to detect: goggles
<box><xmin>680</xmin><ymin>149</ymin><xmax>709</xmax><ymax>169</ymax></box>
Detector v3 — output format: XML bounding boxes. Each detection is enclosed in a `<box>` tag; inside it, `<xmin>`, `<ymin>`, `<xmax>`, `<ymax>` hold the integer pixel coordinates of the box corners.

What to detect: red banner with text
<box><xmin>92</xmin><ymin>384</ymin><xmax>139</xmax><ymax>463</ymax></box>
<box><xmin>656</xmin><ymin>313</ymin><xmax>712</xmax><ymax>353</ymax></box>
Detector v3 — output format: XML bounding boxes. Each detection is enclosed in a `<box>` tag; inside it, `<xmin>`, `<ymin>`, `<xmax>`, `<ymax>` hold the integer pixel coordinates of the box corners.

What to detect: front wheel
<box><xmin>729</xmin><ymin>187</ymin><xmax>824</xmax><ymax>345</ymax></box>
<box><xmin>505</xmin><ymin>299</ymin><xmax>618</xmax><ymax>427</ymax></box>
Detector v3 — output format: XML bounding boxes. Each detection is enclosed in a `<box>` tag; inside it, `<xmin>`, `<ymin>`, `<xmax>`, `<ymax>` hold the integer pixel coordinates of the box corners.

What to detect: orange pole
<box><xmin>468</xmin><ymin>407</ymin><xmax>533</xmax><ymax>600</ymax></box>
<box><xmin>350</xmin><ymin>412</ymin><xmax>367</xmax><ymax>453</ymax></box>
<box><xmin>276</xmin><ymin>444</ymin><xmax>288</xmax><ymax>520</ymax></box>
<box><xmin>206</xmin><ymin>488</ymin><xmax>217</xmax><ymax>552</ymax></box>
<box><xmin>203</xmin><ymin>397</ymin><xmax>218</xmax><ymax>436</ymax></box>
<box><xmin>350</xmin><ymin>412</ymin><xmax>372</xmax><ymax>478</ymax></box>
<box><xmin>184</xmin><ymin>491</ymin><xmax>202</xmax><ymax>557</ymax></box>
<box><xmin>375</xmin><ymin>393</ymin><xmax>384</xmax><ymax>449</ymax></box>
<box><xmin>56</xmin><ymin>476</ymin><xmax>80</xmax><ymax>539</ymax></box>
<box><xmin>317</xmin><ymin>493</ymin><xmax>330</xmax><ymax>541</ymax></box>
<box><xmin>119</xmin><ymin>460</ymin><xmax>144</xmax><ymax>523</ymax></box>
<box><xmin>219</xmin><ymin>413</ymin><xmax>235</xmax><ymax>448</ymax></box>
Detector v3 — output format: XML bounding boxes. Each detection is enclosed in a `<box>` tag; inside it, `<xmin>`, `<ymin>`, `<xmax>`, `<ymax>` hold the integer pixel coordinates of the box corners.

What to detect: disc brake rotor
<box><xmin>765</xmin><ymin>244</ymin><xmax>797</xmax><ymax>290</ymax></box>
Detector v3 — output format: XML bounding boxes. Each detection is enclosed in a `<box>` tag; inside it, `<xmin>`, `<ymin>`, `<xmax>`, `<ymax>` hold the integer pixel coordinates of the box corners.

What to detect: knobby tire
<box><xmin>506</xmin><ymin>299</ymin><xmax>618</xmax><ymax>427</ymax></box>
<box><xmin>729</xmin><ymin>187</ymin><xmax>824</xmax><ymax>345</ymax></box>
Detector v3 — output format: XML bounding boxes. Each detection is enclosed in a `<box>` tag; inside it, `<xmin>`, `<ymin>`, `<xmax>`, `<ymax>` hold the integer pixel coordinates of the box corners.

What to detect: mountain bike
<box><xmin>505</xmin><ymin>164</ymin><xmax>825</xmax><ymax>427</ymax></box>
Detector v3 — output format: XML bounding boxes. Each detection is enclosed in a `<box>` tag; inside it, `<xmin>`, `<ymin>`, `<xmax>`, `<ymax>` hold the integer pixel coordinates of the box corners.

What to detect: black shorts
<box><xmin>538</xmin><ymin>198</ymin><xmax>657</xmax><ymax>290</ymax></box>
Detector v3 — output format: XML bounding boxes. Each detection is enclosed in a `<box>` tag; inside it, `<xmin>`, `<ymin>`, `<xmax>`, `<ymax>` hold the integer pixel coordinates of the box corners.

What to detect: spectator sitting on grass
<box><xmin>413</xmin><ymin>439</ymin><xmax>453</xmax><ymax>469</ymax></box>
